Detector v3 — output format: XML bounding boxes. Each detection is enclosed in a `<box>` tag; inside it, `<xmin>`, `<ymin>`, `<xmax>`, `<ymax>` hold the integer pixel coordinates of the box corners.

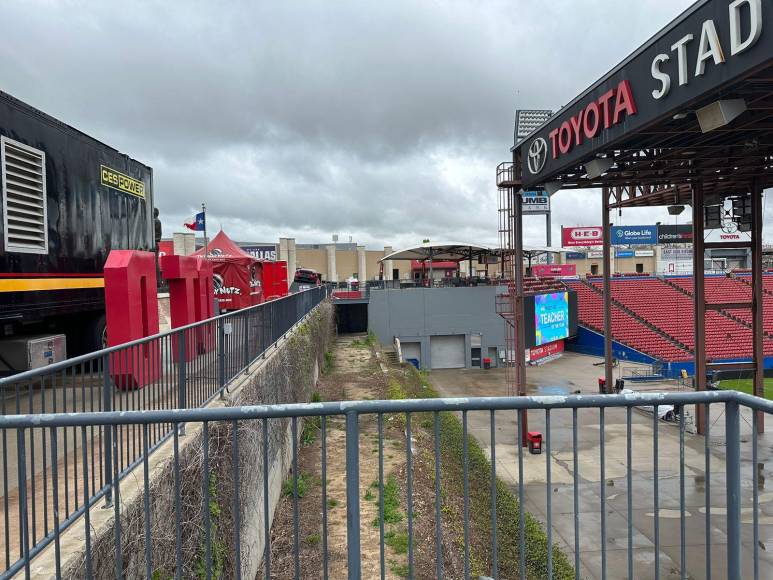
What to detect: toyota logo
<box><xmin>527</xmin><ymin>138</ymin><xmax>548</xmax><ymax>174</ymax></box>
<box><xmin>721</xmin><ymin>219</ymin><xmax>738</xmax><ymax>234</ymax></box>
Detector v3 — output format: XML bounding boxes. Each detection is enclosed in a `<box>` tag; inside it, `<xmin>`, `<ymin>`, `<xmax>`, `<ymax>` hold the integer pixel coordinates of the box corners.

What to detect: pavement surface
<box><xmin>428</xmin><ymin>352</ymin><xmax>773</xmax><ymax>580</ymax></box>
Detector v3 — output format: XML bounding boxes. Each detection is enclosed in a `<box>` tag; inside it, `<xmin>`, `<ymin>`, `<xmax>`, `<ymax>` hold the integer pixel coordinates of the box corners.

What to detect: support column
<box><xmin>546</xmin><ymin>212</ymin><xmax>552</xmax><ymax>264</ymax></box>
<box><xmin>326</xmin><ymin>244</ymin><xmax>338</xmax><ymax>283</ymax></box>
<box><xmin>287</xmin><ymin>238</ymin><xmax>297</xmax><ymax>279</ymax></box>
<box><xmin>692</xmin><ymin>183</ymin><xmax>707</xmax><ymax>435</ymax></box>
<box><xmin>357</xmin><ymin>245</ymin><xmax>367</xmax><ymax>282</ymax></box>
<box><xmin>278</xmin><ymin>237</ymin><xmax>289</xmax><ymax>262</ymax></box>
<box><xmin>751</xmin><ymin>179</ymin><xmax>765</xmax><ymax>432</ymax></box>
<box><xmin>383</xmin><ymin>246</ymin><xmax>394</xmax><ymax>281</ymax></box>
<box><xmin>602</xmin><ymin>188</ymin><xmax>613</xmax><ymax>394</ymax></box>
<box><xmin>514</xmin><ymin>190</ymin><xmax>528</xmax><ymax>445</ymax></box>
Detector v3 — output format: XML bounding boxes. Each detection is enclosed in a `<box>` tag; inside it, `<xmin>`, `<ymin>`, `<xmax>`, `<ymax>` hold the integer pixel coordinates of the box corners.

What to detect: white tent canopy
<box><xmin>380</xmin><ymin>241</ymin><xmax>496</xmax><ymax>262</ymax></box>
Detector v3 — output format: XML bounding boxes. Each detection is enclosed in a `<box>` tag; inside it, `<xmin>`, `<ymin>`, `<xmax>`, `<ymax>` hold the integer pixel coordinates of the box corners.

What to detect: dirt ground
<box><xmin>266</xmin><ymin>335</ymin><xmax>465</xmax><ymax>579</ymax></box>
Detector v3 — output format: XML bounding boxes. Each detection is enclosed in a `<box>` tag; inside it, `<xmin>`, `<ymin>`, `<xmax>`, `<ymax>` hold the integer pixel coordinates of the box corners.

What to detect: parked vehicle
<box><xmin>0</xmin><ymin>91</ymin><xmax>155</xmax><ymax>369</ymax></box>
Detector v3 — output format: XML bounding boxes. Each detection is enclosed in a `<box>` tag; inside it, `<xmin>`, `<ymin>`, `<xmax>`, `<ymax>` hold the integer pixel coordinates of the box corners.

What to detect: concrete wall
<box><xmin>34</xmin><ymin>302</ymin><xmax>335</xmax><ymax>579</ymax></box>
<box><xmin>368</xmin><ymin>286</ymin><xmax>506</xmax><ymax>369</ymax></box>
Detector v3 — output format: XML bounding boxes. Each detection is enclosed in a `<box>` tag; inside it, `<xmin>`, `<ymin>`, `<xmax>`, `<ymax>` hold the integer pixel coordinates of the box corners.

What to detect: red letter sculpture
<box><xmin>160</xmin><ymin>254</ymin><xmax>200</xmax><ymax>362</ymax></box>
<box><xmin>104</xmin><ymin>250</ymin><xmax>161</xmax><ymax>389</ymax></box>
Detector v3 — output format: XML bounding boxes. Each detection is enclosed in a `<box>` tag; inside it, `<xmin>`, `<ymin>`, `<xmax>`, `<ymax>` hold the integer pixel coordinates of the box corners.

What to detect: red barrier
<box><xmin>160</xmin><ymin>254</ymin><xmax>199</xmax><ymax>362</ymax></box>
<box><xmin>263</xmin><ymin>260</ymin><xmax>289</xmax><ymax>300</ymax></box>
<box><xmin>195</xmin><ymin>258</ymin><xmax>215</xmax><ymax>353</ymax></box>
<box><xmin>104</xmin><ymin>250</ymin><xmax>161</xmax><ymax>389</ymax></box>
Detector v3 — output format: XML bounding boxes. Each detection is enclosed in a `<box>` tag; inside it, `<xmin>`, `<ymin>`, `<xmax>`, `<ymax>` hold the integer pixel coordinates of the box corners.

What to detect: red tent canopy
<box><xmin>194</xmin><ymin>230</ymin><xmax>261</xmax><ymax>310</ymax></box>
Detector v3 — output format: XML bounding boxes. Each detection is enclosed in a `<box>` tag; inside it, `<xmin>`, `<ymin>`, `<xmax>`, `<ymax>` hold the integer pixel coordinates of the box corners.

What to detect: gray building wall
<box><xmin>368</xmin><ymin>286</ymin><xmax>506</xmax><ymax>369</ymax></box>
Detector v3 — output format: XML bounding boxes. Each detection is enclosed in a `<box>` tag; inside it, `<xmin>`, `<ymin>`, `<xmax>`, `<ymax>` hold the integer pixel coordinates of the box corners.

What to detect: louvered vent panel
<box><xmin>1</xmin><ymin>138</ymin><xmax>47</xmax><ymax>253</ymax></box>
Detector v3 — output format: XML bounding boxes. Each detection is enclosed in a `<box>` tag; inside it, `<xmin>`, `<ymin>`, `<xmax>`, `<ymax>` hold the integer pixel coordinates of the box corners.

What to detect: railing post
<box><xmin>218</xmin><ymin>318</ymin><xmax>226</xmax><ymax>399</ymax></box>
<box><xmin>345</xmin><ymin>411</ymin><xmax>361</xmax><ymax>579</ymax></box>
<box><xmin>177</xmin><ymin>330</ymin><xmax>186</xmax><ymax>435</ymax></box>
<box><xmin>102</xmin><ymin>353</ymin><xmax>113</xmax><ymax>507</ymax></box>
<box><xmin>725</xmin><ymin>400</ymin><xmax>741</xmax><ymax>580</ymax></box>
<box><xmin>243</xmin><ymin>311</ymin><xmax>250</xmax><ymax>375</ymax></box>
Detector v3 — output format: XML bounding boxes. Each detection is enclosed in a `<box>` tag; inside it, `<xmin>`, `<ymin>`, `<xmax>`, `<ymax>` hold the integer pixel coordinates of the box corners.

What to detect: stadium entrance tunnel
<box><xmin>336</xmin><ymin>302</ymin><xmax>368</xmax><ymax>333</ymax></box>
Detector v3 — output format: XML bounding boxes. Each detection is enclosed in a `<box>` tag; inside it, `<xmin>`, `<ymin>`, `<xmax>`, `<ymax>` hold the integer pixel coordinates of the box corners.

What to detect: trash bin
<box><xmin>406</xmin><ymin>358</ymin><xmax>420</xmax><ymax>370</ymax></box>
<box><xmin>483</xmin><ymin>357</ymin><xmax>492</xmax><ymax>370</ymax></box>
<box><xmin>614</xmin><ymin>378</ymin><xmax>625</xmax><ymax>393</ymax></box>
<box><xmin>527</xmin><ymin>431</ymin><xmax>542</xmax><ymax>455</ymax></box>
<box><xmin>598</xmin><ymin>377</ymin><xmax>606</xmax><ymax>393</ymax></box>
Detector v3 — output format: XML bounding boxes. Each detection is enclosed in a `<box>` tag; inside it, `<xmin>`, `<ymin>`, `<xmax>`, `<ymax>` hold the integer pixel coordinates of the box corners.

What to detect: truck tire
<box><xmin>90</xmin><ymin>313</ymin><xmax>108</xmax><ymax>352</ymax></box>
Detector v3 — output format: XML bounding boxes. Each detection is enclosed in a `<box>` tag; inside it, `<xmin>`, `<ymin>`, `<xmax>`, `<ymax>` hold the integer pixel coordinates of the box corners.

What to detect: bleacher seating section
<box><xmin>565</xmin><ymin>274</ymin><xmax>773</xmax><ymax>362</ymax></box>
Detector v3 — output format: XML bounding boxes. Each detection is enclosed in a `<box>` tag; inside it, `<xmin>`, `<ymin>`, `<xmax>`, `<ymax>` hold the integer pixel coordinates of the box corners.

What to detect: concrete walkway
<box><xmin>429</xmin><ymin>353</ymin><xmax>773</xmax><ymax>580</ymax></box>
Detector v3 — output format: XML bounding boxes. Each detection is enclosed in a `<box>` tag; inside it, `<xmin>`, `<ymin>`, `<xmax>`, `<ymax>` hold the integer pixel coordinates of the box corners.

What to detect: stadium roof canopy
<box><xmin>513</xmin><ymin>0</ymin><xmax>773</xmax><ymax>208</ymax></box>
<box><xmin>381</xmin><ymin>242</ymin><xmax>495</xmax><ymax>262</ymax></box>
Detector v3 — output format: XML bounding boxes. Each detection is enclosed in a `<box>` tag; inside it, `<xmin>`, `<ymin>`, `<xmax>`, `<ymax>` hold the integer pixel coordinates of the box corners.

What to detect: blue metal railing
<box><xmin>0</xmin><ymin>286</ymin><xmax>327</xmax><ymax>577</ymax></box>
<box><xmin>1</xmin><ymin>389</ymin><xmax>770</xmax><ymax>579</ymax></box>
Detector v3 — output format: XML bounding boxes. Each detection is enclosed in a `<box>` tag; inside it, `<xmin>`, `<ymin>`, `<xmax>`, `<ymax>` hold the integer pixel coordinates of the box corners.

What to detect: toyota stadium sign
<box><xmin>562</xmin><ymin>226</ymin><xmax>603</xmax><ymax>247</ymax></box>
<box><xmin>517</xmin><ymin>0</ymin><xmax>770</xmax><ymax>187</ymax></box>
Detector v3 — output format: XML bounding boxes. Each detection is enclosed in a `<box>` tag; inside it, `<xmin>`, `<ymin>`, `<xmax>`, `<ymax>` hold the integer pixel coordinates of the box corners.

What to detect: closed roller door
<box><xmin>430</xmin><ymin>335</ymin><xmax>465</xmax><ymax>369</ymax></box>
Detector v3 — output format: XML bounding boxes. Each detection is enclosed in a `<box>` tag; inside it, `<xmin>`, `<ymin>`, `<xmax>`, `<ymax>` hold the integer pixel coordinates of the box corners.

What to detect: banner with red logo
<box><xmin>158</xmin><ymin>240</ymin><xmax>174</xmax><ymax>257</ymax></box>
<box><xmin>562</xmin><ymin>226</ymin><xmax>603</xmax><ymax>247</ymax></box>
<box><xmin>526</xmin><ymin>339</ymin><xmax>564</xmax><ymax>363</ymax></box>
<box><xmin>531</xmin><ymin>264</ymin><xmax>576</xmax><ymax>277</ymax></box>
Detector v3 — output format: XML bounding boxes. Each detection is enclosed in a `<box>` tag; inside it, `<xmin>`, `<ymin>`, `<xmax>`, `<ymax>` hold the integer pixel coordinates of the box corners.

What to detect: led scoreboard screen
<box><xmin>524</xmin><ymin>290</ymin><xmax>578</xmax><ymax>348</ymax></box>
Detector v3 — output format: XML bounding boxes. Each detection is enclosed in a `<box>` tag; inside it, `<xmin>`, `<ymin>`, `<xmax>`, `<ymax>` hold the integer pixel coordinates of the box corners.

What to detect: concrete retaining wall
<box><xmin>27</xmin><ymin>301</ymin><xmax>334</xmax><ymax>579</ymax></box>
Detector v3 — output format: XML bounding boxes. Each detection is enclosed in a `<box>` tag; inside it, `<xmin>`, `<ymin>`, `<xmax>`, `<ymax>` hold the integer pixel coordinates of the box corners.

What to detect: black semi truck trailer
<box><xmin>0</xmin><ymin>90</ymin><xmax>155</xmax><ymax>370</ymax></box>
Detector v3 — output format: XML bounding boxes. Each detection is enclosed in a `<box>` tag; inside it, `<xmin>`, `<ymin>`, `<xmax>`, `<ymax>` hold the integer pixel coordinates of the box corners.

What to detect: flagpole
<box><xmin>202</xmin><ymin>202</ymin><xmax>208</xmax><ymax>257</ymax></box>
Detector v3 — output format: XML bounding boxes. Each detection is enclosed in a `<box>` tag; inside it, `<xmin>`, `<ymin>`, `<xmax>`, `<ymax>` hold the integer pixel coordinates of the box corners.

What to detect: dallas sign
<box><xmin>518</xmin><ymin>0</ymin><xmax>769</xmax><ymax>188</ymax></box>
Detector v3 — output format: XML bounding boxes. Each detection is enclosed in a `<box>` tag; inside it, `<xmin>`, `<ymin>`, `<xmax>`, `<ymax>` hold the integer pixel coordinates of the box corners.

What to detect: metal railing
<box><xmin>0</xmin><ymin>285</ymin><xmax>326</xmax><ymax>577</ymax></box>
<box><xmin>3</xmin><ymin>389</ymin><xmax>770</xmax><ymax>579</ymax></box>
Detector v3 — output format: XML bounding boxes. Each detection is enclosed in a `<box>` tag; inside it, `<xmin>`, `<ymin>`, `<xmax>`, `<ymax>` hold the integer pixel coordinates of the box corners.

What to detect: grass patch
<box><xmin>384</xmin><ymin>530</ymin><xmax>409</xmax><ymax>554</ymax></box>
<box><xmin>323</xmin><ymin>350</ymin><xmax>334</xmax><ymax>372</ymax></box>
<box><xmin>389</xmin><ymin>560</ymin><xmax>410</xmax><ymax>578</ymax></box>
<box><xmin>372</xmin><ymin>474</ymin><xmax>403</xmax><ymax>527</ymax></box>
<box><xmin>304</xmin><ymin>533</ymin><xmax>321</xmax><ymax>546</ymax></box>
<box><xmin>364</xmin><ymin>330</ymin><xmax>377</xmax><ymax>347</ymax></box>
<box><xmin>364</xmin><ymin>488</ymin><xmax>375</xmax><ymax>502</ymax></box>
<box><xmin>388</xmin><ymin>364</ymin><xmax>574</xmax><ymax>580</ymax></box>
<box><xmin>282</xmin><ymin>471</ymin><xmax>315</xmax><ymax>499</ymax></box>
<box><xmin>327</xmin><ymin>498</ymin><xmax>338</xmax><ymax>509</ymax></box>
<box><xmin>719</xmin><ymin>377</ymin><xmax>773</xmax><ymax>400</ymax></box>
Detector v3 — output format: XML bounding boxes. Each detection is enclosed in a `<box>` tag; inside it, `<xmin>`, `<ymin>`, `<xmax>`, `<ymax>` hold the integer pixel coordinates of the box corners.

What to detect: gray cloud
<box><xmin>1</xmin><ymin>0</ymin><xmax>723</xmax><ymax>250</ymax></box>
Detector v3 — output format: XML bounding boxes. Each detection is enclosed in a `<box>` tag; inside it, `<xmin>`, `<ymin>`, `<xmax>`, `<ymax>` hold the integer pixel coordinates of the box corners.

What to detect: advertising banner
<box><xmin>533</xmin><ymin>291</ymin><xmax>570</xmax><ymax>346</ymax></box>
<box><xmin>611</xmin><ymin>225</ymin><xmax>657</xmax><ymax>245</ymax></box>
<box><xmin>562</xmin><ymin>226</ymin><xmax>602</xmax><ymax>247</ymax></box>
<box><xmin>521</xmin><ymin>191</ymin><xmax>550</xmax><ymax>214</ymax></box>
<box><xmin>566</xmin><ymin>252</ymin><xmax>586</xmax><ymax>260</ymax></box>
<box><xmin>615</xmin><ymin>250</ymin><xmax>634</xmax><ymax>258</ymax></box>
<box><xmin>526</xmin><ymin>339</ymin><xmax>564</xmax><ymax>363</ymax></box>
<box><xmin>531</xmin><ymin>264</ymin><xmax>576</xmax><ymax>277</ymax></box>
<box><xmin>704</xmin><ymin>229</ymin><xmax>752</xmax><ymax>243</ymax></box>
<box><xmin>588</xmin><ymin>251</ymin><xmax>604</xmax><ymax>258</ymax></box>
<box><xmin>657</xmin><ymin>224</ymin><xmax>692</xmax><ymax>244</ymax></box>
<box><xmin>635</xmin><ymin>249</ymin><xmax>655</xmax><ymax>257</ymax></box>
<box><xmin>158</xmin><ymin>240</ymin><xmax>174</xmax><ymax>258</ymax></box>
<box><xmin>240</xmin><ymin>245</ymin><xmax>277</xmax><ymax>260</ymax></box>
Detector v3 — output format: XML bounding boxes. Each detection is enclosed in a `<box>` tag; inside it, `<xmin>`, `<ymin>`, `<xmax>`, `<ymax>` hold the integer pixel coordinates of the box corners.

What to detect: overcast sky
<box><xmin>5</xmin><ymin>0</ymin><xmax>766</xmax><ymax>250</ymax></box>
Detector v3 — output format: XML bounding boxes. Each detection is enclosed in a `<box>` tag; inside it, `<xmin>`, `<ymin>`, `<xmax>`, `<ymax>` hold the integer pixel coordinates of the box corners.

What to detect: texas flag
<box><xmin>184</xmin><ymin>211</ymin><xmax>206</xmax><ymax>231</ymax></box>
